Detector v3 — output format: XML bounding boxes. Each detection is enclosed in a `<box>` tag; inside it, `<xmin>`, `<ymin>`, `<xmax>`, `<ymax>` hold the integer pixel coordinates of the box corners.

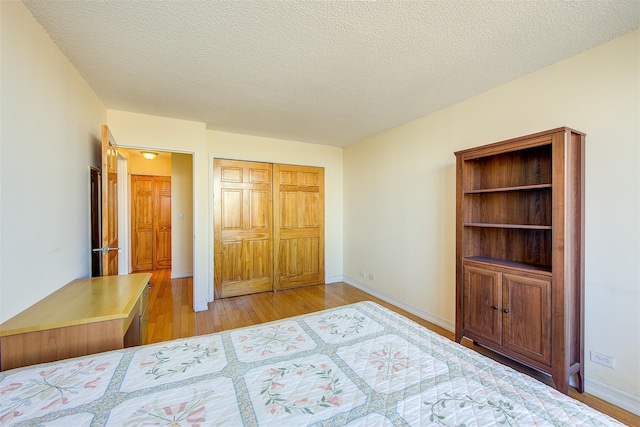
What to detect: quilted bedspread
<box><xmin>0</xmin><ymin>301</ymin><xmax>624</xmax><ymax>426</ymax></box>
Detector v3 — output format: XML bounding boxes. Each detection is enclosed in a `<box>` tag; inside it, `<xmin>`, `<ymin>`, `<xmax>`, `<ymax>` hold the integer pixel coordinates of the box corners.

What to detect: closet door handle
<box><xmin>492</xmin><ymin>305</ymin><xmax>499</xmax><ymax>310</ymax></box>
<box><xmin>503</xmin><ymin>308</ymin><xmax>509</xmax><ymax>313</ymax></box>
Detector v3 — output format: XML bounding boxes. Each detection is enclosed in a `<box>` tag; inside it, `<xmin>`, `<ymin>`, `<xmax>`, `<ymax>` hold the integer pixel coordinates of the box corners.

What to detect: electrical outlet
<box><xmin>359</xmin><ymin>270</ymin><xmax>366</xmax><ymax>278</ymax></box>
<box><xmin>590</xmin><ymin>351</ymin><xmax>615</xmax><ymax>368</ymax></box>
<box><xmin>368</xmin><ymin>273</ymin><xmax>376</xmax><ymax>281</ymax></box>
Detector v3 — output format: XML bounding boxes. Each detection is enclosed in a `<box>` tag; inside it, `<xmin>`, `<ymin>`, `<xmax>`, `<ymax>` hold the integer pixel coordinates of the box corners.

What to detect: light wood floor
<box><xmin>146</xmin><ymin>269</ymin><xmax>639</xmax><ymax>425</ymax></box>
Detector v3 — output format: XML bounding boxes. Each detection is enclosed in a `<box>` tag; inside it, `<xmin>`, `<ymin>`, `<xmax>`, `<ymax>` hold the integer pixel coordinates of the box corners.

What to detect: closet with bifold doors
<box><xmin>131</xmin><ymin>175</ymin><xmax>172</xmax><ymax>272</ymax></box>
<box><xmin>213</xmin><ymin>159</ymin><xmax>325</xmax><ymax>299</ymax></box>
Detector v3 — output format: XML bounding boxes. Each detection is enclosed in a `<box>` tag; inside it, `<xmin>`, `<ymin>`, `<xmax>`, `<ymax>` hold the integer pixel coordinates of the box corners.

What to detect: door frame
<box><xmin>89</xmin><ymin>166</ymin><xmax>102</xmax><ymax>277</ymax></box>
<box><xmin>211</xmin><ymin>158</ymin><xmax>325</xmax><ymax>299</ymax></box>
<box><xmin>119</xmin><ymin>145</ymin><xmax>196</xmax><ymax>301</ymax></box>
<box><xmin>117</xmin><ymin>153</ymin><xmax>130</xmax><ymax>274</ymax></box>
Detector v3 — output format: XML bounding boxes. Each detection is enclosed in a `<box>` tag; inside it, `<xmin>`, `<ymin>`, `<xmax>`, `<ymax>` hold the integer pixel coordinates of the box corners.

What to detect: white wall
<box><xmin>0</xmin><ymin>2</ymin><xmax>106</xmax><ymax>322</ymax></box>
<box><xmin>343</xmin><ymin>30</ymin><xmax>640</xmax><ymax>409</ymax></box>
<box><xmin>207</xmin><ymin>130</ymin><xmax>344</xmax><ymax>284</ymax></box>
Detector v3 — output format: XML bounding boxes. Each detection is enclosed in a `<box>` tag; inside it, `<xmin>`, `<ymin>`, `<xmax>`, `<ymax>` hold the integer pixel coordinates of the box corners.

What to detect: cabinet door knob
<box><xmin>503</xmin><ymin>308</ymin><xmax>509</xmax><ymax>313</ymax></box>
<box><xmin>493</xmin><ymin>305</ymin><xmax>499</xmax><ymax>310</ymax></box>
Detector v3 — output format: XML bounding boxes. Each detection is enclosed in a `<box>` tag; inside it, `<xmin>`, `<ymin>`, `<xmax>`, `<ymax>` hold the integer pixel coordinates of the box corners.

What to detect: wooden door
<box><xmin>132</xmin><ymin>176</ymin><xmax>154</xmax><ymax>271</ymax></box>
<box><xmin>214</xmin><ymin>159</ymin><xmax>273</xmax><ymax>298</ymax></box>
<box><xmin>100</xmin><ymin>125</ymin><xmax>119</xmax><ymax>275</ymax></box>
<box><xmin>155</xmin><ymin>177</ymin><xmax>172</xmax><ymax>269</ymax></box>
<box><xmin>273</xmin><ymin>164</ymin><xmax>324</xmax><ymax>290</ymax></box>
<box><xmin>462</xmin><ymin>264</ymin><xmax>501</xmax><ymax>344</ymax></box>
<box><xmin>132</xmin><ymin>175</ymin><xmax>171</xmax><ymax>271</ymax></box>
<box><xmin>502</xmin><ymin>273</ymin><xmax>551</xmax><ymax>365</ymax></box>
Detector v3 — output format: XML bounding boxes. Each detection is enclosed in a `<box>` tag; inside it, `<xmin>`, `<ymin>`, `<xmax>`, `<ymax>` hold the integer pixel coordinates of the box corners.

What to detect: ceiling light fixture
<box><xmin>141</xmin><ymin>151</ymin><xmax>158</xmax><ymax>160</ymax></box>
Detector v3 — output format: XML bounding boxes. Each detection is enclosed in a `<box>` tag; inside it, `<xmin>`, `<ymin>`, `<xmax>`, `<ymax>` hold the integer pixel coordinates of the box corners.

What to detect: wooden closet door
<box><xmin>132</xmin><ymin>176</ymin><xmax>154</xmax><ymax>271</ymax></box>
<box><xmin>214</xmin><ymin>159</ymin><xmax>273</xmax><ymax>298</ymax></box>
<box><xmin>273</xmin><ymin>164</ymin><xmax>324</xmax><ymax>290</ymax></box>
<box><xmin>154</xmin><ymin>177</ymin><xmax>172</xmax><ymax>269</ymax></box>
<box><xmin>132</xmin><ymin>175</ymin><xmax>171</xmax><ymax>271</ymax></box>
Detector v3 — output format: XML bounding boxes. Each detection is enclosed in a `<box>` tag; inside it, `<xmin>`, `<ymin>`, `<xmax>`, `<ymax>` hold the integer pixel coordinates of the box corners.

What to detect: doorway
<box><xmin>118</xmin><ymin>148</ymin><xmax>194</xmax><ymax>279</ymax></box>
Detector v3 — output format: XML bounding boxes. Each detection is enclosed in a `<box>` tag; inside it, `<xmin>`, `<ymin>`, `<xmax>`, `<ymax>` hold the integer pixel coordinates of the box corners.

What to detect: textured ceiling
<box><xmin>23</xmin><ymin>1</ymin><xmax>640</xmax><ymax>146</ymax></box>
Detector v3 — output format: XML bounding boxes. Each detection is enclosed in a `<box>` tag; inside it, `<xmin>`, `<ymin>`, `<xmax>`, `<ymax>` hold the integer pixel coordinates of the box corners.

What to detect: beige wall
<box><xmin>344</xmin><ymin>30</ymin><xmax>640</xmax><ymax>407</ymax></box>
<box><xmin>171</xmin><ymin>153</ymin><xmax>194</xmax><ymax>278</ymax></box>
<box><xmin>0</xmin><ymin>2</ymin><xmax>107</xmax><ymax>322</ymax></box>
<box><xmin>124</xmin><ymin>149</ymin><xmax>172</xmax><ymax>176</ymax></box>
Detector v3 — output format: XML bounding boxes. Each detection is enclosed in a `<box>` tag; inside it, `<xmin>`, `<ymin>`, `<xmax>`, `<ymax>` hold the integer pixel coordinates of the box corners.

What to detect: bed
<box><xmin>0</xmin><ymin>301</ymin><xmax>624</xmax><ymax>426</ymax></box>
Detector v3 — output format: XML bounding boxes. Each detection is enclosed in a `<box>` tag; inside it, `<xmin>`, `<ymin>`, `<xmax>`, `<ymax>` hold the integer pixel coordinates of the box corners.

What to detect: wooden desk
<box><xmin>0</xmin><ymin>273</ymin><xmax>151</xmax><ymax>371</ymax></box>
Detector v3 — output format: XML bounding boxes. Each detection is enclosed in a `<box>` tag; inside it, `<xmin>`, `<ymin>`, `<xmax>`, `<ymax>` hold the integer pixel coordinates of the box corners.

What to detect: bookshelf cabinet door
<box><xmin>462</xmin><ymin>264</ymin><xmax>502</xmax><ymax>344</ymax></box>
<box><xmin>502</xmin><ymin>273</ymin><xmax>551</xmax><ymax>365</ymax></box>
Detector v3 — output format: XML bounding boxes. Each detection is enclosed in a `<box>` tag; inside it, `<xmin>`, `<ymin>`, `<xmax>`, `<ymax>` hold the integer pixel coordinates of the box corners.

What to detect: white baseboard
<box><xmin>325</xmin><ymin>275</ymin><xmax>343</xmax><ymax>284</ymax></box>
<box><xmin>193</xmin><ymin>300</ymin><xmax>208</xmax><ymax>312</ymax></box>
<box><xmin>171</xmin><ymin>271</ymin><xmax>193</xmax><ymax>279</ymax></box>
<box><xmin>585</xmin><ymin>377</ymin><xmax>640</xmax><ymax>416</ymax></box>
<box><xmin>341</xmin><ymin>276</ymin><xmax>455</xmax><ymax>332</ymax></box>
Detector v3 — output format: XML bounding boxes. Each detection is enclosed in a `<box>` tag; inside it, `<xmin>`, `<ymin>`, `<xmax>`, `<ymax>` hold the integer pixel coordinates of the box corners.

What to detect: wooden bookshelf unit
<box><xmin>0</xmin><ymin>273</ymin><xmax>151</xmax><ymax>371</ymax></box>
<box><xmin>454</xmin><ymin>127</ymin><xmax>585</xmax><ymax>394</ymax></box>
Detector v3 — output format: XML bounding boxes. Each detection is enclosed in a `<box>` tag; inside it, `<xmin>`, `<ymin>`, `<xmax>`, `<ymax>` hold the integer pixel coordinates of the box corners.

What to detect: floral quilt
<box><xmin>0</xmin><ymin>301</ymin><xmax>625</xmax><ymax>426</ymax></box>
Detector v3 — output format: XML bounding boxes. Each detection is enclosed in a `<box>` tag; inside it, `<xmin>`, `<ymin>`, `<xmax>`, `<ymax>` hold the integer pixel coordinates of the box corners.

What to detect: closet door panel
<box><xmin>221</xmin><ymin>190</ymin><xmax>242</xmax><ymax>229</ymax></box>
<box><xmin>132</xmin><ymin>176</ymin><xmax>154</xmax><ymax>271</ymax></box>
<box><xmin>221</xmin><ymin>241</ymin><xmax>243</xmax><ymax>283</ymax></box>
<box><xmin>249</xmin><ymin>190</ymin><xmax>270</xmax><ymax>229</ymax></box>
<box><xmin>132</xmin><ymin>175</ymin><xmax>171</xmax><ymax>272</ymax></box>
<box><xmin>273</xmin><ymin>164</ymin><xmax>324</xmax><ymax>290</ymax></box>
<box><xmin>276</xmin><ymin>237</ymin><xmax>321</xmax><ymax>288</ymax></box>
<box><xmin>214</xmin><ymin>159</ymin><xmax>273</xmax><ymax>298</ymax></box>
<box><xmin>279</xmin><ymin>191</ymin><xmax>298</xmax><ymax>227</ymax></box>
<box><xmin>299</xmin><ymin>192</ymin><xmax>320</xmax><ymax>227</ymax></box>
<box><xmin>277</xmin><ymin>239</ymin><xmax>298</xmax><ymax>277</ymax></box>
<box><xmin>302</xmin><ymin>237</ymin><xmax>320</xmax><ymax>274</ymax></box>
<box><xmin>155</xmin><ymin>177</ymin><xmax>172</xmax><ymax>269</ymax></box>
